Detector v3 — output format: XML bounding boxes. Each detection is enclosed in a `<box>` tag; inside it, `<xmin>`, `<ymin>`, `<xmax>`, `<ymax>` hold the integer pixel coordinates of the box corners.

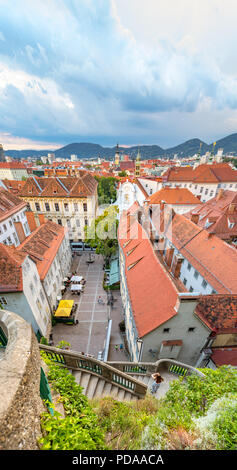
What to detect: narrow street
<box><xmin>52</xmin><ymin>252</ymin><xmax>128</xmax><ymax>362</ymax></box>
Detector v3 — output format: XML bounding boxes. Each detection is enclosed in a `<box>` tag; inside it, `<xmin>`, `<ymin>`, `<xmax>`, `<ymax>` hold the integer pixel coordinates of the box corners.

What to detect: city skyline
<box><xmin>1</xmin><ymin>1</ymin><xmax>237</xmax><ymax>150</ymax></box>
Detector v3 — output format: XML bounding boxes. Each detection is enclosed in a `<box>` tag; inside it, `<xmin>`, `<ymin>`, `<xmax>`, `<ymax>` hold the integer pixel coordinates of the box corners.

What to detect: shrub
<box><xmin>39</xmin><ymin>359</ymin><xmax>106</xmax><ymax>450</ymax></box>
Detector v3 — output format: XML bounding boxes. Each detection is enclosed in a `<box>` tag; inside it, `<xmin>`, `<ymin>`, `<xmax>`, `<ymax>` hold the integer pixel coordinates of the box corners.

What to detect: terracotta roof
<box><xmin>210</xmin><ymin>348</ymin><xmax>237</xmax><ymax>367</ymax></box>
<box><xmin>0</xmin><ymin>188</ymin><xmax>27</xmax><ymax>222</ymax></box>
<box><xmin>18</xmin><ymin>174</ymin><xmax>97</xmax><ymax>198</ymax></box>
<box><xmin>0</xmin><ymin>244</ymin><xmax>27</xmax><ymax>292</ymax></box>
<box><xmin>158</xmin><ymin>210</ymin><xmax>237</xmax><ymax>293</ymax></box>
<box><xmin>149</xmin><ymin>187</ymin><xmax>202</xmax><ymax>205</ymax></box>
<box><xmin>196</xmin><ymin>294</ymin><xmax>237</xmax><ymax>332</ymax></box>
<box><xmin>0</xmin><ymin>162</ymin><xmax>27</xmax><ymax>169</ymax></box>
<box><xmin>17</xmin><ymin>220</ymin><xmax>66</xmax><ymax>279</ymax></box>
<box><xmin>2</xmin><ymin>179</ymin><xmax>26</xmax><ymax>195</ymax></box>
<box><xmin>185</xmin><ymin>190</ymin><xmax>237</xmax><ymax>240</ymax></box>
<box><xmin>163</xmin><ymin>163</ymin><xmax>237</xmax><ymax>184</ymax></box>
<box><xmin>118</xmin><ymin>208</ymin><xmax>178</xmax><ymax>337</ymax></box>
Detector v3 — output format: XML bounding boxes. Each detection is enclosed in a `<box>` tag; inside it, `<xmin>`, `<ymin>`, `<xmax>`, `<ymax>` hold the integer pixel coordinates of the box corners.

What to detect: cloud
<box><xmin>0</xmin><ymin>0</ymin><xmax>237</xmax><ymax>147</ymax></box>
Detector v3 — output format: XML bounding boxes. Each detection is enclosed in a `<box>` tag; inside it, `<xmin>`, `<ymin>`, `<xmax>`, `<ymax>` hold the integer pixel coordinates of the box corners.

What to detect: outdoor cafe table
<box><xmin>70</xmin><ymin>284</ymin><xmax>83</xmax><ymax>291</ymax></box>
<box><xmin>71</xmin><ymin>275</ymin><xmax>83</xmax><ymax>283</ymax></box>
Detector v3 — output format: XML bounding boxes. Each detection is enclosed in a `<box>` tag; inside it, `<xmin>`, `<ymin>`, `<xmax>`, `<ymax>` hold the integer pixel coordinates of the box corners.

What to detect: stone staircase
<box><xmin>73</xmin><ymin>370</ymin><xmax>140</xmax><ymax>402</ymax></box>
<box><xmin>39</xmin><ymin>345</ymin><xmax>206</xmax><ymax>403</ymax></box>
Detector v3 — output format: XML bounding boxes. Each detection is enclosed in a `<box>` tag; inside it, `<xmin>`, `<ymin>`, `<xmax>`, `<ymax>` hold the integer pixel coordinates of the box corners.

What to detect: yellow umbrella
<box><xmin>58</xmin><ymin>299</ymin><xmax>74</xmax><ymax>309</ymax></box>
<box><xmin>54</xmin><ymin>307</ymin><xmax>72</xmax><ymax>318</ymax></box>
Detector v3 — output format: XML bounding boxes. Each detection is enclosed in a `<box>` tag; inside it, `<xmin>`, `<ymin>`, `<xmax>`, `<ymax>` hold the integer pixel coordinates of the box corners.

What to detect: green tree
<box><xmin>84</xmin><ymin>206</ymin><xmax>119</xmax><ymax>265</ymax></box>
<box><xmin>95</xmin><ymin>176</ymin><xmax>117</xmax><ymax>205</ymax></box>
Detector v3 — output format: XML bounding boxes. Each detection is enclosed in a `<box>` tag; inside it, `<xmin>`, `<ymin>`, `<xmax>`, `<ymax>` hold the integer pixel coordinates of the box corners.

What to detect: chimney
<box><xmin>229</xmin><ymin>203</ymin><xmax>235</xmax><ymax>213</ymax></box>
<box><xmin>191</xmin><ymin>213</ymin><xmax>199</xmax><ymax>224</ymax></box>
<box><xmin>217</xmin><ymin>189</ymin><xmax>224</xmax><ymax>200</ymax></box>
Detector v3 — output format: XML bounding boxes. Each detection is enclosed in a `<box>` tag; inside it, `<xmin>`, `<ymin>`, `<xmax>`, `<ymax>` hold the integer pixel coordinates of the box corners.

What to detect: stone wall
<box><xmin>0</xmin><ymin>310</ymin><xmax>44</xmax><ymax>450</ymax></box>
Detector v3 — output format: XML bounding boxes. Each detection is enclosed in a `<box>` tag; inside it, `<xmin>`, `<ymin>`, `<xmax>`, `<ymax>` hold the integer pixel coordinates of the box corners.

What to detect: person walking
<box><xmin>150</xmin><ymin>372</ymin><xmax>164</xmax><ymax>394</ymax></box>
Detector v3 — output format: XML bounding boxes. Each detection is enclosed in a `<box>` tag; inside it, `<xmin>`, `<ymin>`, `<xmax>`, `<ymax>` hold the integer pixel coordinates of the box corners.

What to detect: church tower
<box><xmin>0</xmin><ymin>144</ymin><xmax>5</xmax><ymax>162</ymax></box>
<box><xmin>114</xmin><ymin>143</ymin><xmax>120</xmax><ymax>166</ymax></box>
<box><xmin>135</xmin><ymin>148</ymin><xmax>141</xmax><ymax>177</ymax></box>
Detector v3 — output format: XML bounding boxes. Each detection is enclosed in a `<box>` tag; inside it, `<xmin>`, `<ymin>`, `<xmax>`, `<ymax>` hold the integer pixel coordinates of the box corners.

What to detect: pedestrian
<box><xmin>150</xmin><ymin>372</ymin><xmax>164</xmax><ymax>394</ymax></box>
<box><xmin>115</xmin><ymin>344</ymin><xmax>119</xmax><ymax>351</ymax></box>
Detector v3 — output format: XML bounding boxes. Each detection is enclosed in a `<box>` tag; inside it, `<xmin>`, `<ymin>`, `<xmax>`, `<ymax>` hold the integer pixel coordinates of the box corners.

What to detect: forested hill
<box><xmin>5</xmin><ymin>133</ymin><xmax>237</xmax><ymax>160</ymax></box>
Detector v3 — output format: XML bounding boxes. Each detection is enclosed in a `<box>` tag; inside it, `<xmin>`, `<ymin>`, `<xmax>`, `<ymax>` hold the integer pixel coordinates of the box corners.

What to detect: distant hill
<box><xmin>4</xmin><ymin>132</ymin><xmax>237</xmax><ymax>160</ymax></box>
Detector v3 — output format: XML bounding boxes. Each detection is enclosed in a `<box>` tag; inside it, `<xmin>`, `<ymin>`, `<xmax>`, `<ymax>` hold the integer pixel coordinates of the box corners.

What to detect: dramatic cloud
<box><xmin>0</xmin><ymin>0</ymin><xmax>237</xmax><ymax>148</ymax></box>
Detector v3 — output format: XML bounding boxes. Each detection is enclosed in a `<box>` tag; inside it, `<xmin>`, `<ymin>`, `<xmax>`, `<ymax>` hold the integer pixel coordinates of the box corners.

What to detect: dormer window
<box><xmin>228</xmin><ymin>219</ymin><xmax>235</xmax><ymax>229</ymax></box>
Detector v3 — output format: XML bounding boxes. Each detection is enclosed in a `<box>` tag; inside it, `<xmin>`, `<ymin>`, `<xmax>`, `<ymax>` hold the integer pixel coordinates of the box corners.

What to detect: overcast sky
<box><xmin>1</xmin><ymin>0</ymin><xmax>237</xmax><ymax>150</ymax></box>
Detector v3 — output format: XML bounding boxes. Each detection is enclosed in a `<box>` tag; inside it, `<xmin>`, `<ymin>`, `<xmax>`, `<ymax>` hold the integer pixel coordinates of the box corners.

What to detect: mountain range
<box><xmin>4</xmin><ymin>133</ymin><xmax>237</xmax><ymax>160</ymax></box>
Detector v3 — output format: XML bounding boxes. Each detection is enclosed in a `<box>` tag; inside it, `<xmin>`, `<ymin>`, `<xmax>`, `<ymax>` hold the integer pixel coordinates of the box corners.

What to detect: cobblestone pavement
<box><xmin>52</xmin><ymin>252</ymin><xmax>128</xmax><ymax>361</ymax></box>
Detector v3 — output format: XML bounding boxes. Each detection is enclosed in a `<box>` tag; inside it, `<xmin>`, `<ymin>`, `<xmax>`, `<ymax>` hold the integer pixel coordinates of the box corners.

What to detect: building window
<box><xmin>58</xmin><ymin>219</ymin><xmax>62</xmax><ymax>225</ymax></box>
<box><xmin>187</xmin><ymin>263</ymin><xmax>191</xmax><ymax>271</ymax></box>
<box><xmin>35</xmin><ymin>202</ymin><xmax>40</xmax><ymax>211</ymax></box>
<box><xmin>211</xmin><ymin>289</ymin><xmax>217</xmax><ymax>294</ymax></box>
<box><xmin>74</xmin><ymin>203</ymin><xmax>78</xmax><ymax>211</ymax></box>
<box><xmin>84</xmin><ymin>218</ymin><xmax>88</xmax><ymax>226</ymax></box>
<box><xmin>183</xmin><ymin>278</ymin><xmax>187</xmax><ymax>286</ymax></box>
<box><xmin>30</xmin><ymin>283</ymin><xmax>34</xmax><ymax>294</ymax></box>
<box><xmin>205</xmin><ymin>189</ymin><xmax>208</xmax><ymax>195</ymax></box>
<box><xmin>163</xmin><ymin>328</ymin><xmax>170</xmax><ymax>333</ymax></box>
<box><xmin>202</xmin><ymin>279</ymin><xmax>207</xmax><ymax>289</ymax></box>
<box><xmin>45</xmin><ymin>202</ymin><xmax>50</xmax><ymax>212</ymax></box>
<box><xmin>9</xmin><ymin>220</ymin><xmax>13</xmax><ymax>227</ymax></box>
<box><xmin>200</xmin><ymin>187</ymin><xmax>203</xmax><ymax>193</ymax></box>
<box><xmin>64</xmin><ymin>203</ymin><xmax>69</xmax><ymax>212</ymax></box>
<box><xmin>83</xmin><ymin>203</ymin><xmax>87</xmax><ymax>212</ymax></box>
<box><xmin>13</xmin><ymin>232</ymin><xmax>19</xmax><ymax>245</ymax></box>
<box><xmin>55</xmin><ymin>203</ymin><xmax>59</xmax><ymax>212</ymax></box>
<box><xmin>188</xmin><ymin>327</ymin><xmax>195</xmax><ymax>332</ymax></box>
<box><xmin>194</xmin><ymin>270</ymin><xmax>199</xmax><ymax>279</ymax></box>
<box><xmin>76</xmin><ymin>219</ymin><xmax>80</xmax><ymax>227</ymax></box>
<box><xmin>66</xmin><ymin>219</ymin><xmax>71</xmax><ymax>228</ymax></box>
<box><xmin>23</xmin><ymin>221</ymin><xmax>30</xmax><ymax>234</ymax></box>
<box><xmin>189</xmin><ymin>286</ymin><xmax>194</xmax><ymax>292</ymax></box>
<box><xmin>3</xmin><ymin>224</ymin><xmax>7</xmax><ymax>232</ymax></box>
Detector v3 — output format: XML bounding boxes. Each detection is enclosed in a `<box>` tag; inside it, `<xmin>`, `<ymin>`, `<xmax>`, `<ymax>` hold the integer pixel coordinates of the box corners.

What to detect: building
<box><xmin>118</xmin><ymin>202</ymin><xmax>237</xmax><ymax>365</ymax></box>
<box><xmin>17</xmin><ymin>173</ymin><xmax>98</xmax><ymax>243</ymax></box>
<box><xmin>152</xmin><ymin>207</ymin><xmax>237</xmax><ymax>295</ymax></box>
<box><xmin>0</xmin><ymin>162</ymin><xmax>28</xmax><ymax>180</ymax></box>
<box><xmin>0</xmin><ymin>187</ymin><xmax>31</xmax><ymax>246</ymax></box>
<box><xmin>0</xmin><ymin>144</ymin><xmax>5</xmax><ymax>162</ymax></box>
<box><xmin>17</xmin><ymin>219</ymin><xmax>72</xmax><ymax>311</ymax></box>
<box><xmin>118</xmin><ymin>204</ymin><xmax>211</xmax><ymax>365</ymax></box>
<box><xmin>0</xmin><ymin>244</ymin><xmax>51</xmax><ymax>338</ymax></box>
<box><xmin>184</xmin><ymin>189</ymin><xmax>237</xmax><ymax>245</ymax></box>
<box><xmin>195</xmin><ymin>295</ymin><xmax>237</xmax><ymax>368</ymax></box>
<box><xmin>148</xmin><ymin>187</ymin><xmax>202</xmax><ymax>215</ymax></box>
<box><xmin>162</xmin><ymin>163</ymin><xmax>237</xmax><ymax>202</ymax></box>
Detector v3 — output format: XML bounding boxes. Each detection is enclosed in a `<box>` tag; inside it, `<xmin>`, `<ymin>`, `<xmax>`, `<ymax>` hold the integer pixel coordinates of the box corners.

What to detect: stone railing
<box><xmin>108</xmin><ymin>358</ymin><xmax>206</xmax><ymax>379</ymax></box>
<box><xmin>39</xmin><ymin>344</ymin><xmax>148</xmax><ymax>398</ymax></box>
<box><xmin>0</xmin><ymin>310</ymin><xmax>44</xmax><ymax>450</ymax></box>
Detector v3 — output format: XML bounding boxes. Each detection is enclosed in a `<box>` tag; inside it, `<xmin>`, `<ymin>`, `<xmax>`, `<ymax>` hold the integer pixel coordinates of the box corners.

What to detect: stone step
<box><xmin>93</xmin><ymin>378</ymin><xmax>106</xmax><ymax>399</ymax></box>
<box><xmin>87</xmin><ymin>375</ymin><xmax>100</xmax><ymax>399</ymax></box>
<box><xmin>80</xmin><ymin>372</ymin><xmax>91</xmax><ymax>395</ymax></box>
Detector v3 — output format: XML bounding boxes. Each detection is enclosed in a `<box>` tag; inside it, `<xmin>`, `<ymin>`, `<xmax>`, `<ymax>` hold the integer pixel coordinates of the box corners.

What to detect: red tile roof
<box><xmin>149</xmin><ymin>187</ymin><xmax>202</xmax><ymax>205</ymax></box>
<box><xmin>185</xmin><ymin>190</ymin><xmax>237</xmax><ymax>240</ymax></box>
<box><xmin>17</xmin><ymin>220</ymin><xmax>66</xmax><ymax>279</ymax></box>
<box><xmin>158</xmin><ymin>210</ymin><xmax>237</xmax><ymax>293</ymax></box>
<box><xmin>2</xmin><ymin>179</ymin><xmax>26</xmax><ymax>195</ymax></box>
<box><xmin>211</xmin><ymin>348</ymin><xmax>237</xmax><ymax>367</ymax></box>
<box><xmin>0</xmin><ymin>245</ymin><xmax>27</xmax><ymax>292</ymax></box>
<box><xmin>0</xmin><ymin>162</ymin><xmax>27</xmax><ymax>169</ymax></box>
<box><xmin>163</xmin><ymin>163</ymin><xmax>237</xmax><ymax>184</ymax></box>
<box><xmin>0</xmin><ymin>188</ymin><xmax>27</xmax><ymax>222</ymax></box>
<box><xmin>118</xmin><ymin>208</ymin><xmax>178</xmax><ymax>337</ymax></box>
<box><xmin>19</xmin><ymin>174</ymin><xmax>97</xmax><ymax>198</ymax></box>
<box><xmin>196</xmin><ymin>294</ymin><xmax>237</xmax><ymax>332</ymax></box>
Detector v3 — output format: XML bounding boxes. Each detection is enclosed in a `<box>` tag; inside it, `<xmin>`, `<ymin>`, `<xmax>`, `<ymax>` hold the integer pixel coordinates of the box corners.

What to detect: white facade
<box><xmin>27</xmin><ymin>195</ymin><xmax>97</xmax><ymax>241</ymax></box>
<box><xmin>0</xmin><ymin>207</ymin><xmax>30</xmax><ymax>247</ymax></box>
<box><xmin>0</xmin><ymin>166</ymin><xmax>28</xmax><ymax>180</ymax></box>
<box><xmin>0</xmin><ymin>255</ymin><xmax>51</xmax><ymax>337</ymax></box>
<box><xmin>138</xmin><ymin>177</ymin><xmax>162</xmax><ymax>196</ymax></box>
<box><xmin>43</xmin><ymin>233</ymin><xmax>72</xmax><ymax>310</ymax></box>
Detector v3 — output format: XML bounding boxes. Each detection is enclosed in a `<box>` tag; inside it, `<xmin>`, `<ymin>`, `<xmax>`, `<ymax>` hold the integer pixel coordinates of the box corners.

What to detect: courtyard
<box><xmin>52</xmin><ymin>252</ymin><xmax>127</xmax><ymax>361</ymax></box>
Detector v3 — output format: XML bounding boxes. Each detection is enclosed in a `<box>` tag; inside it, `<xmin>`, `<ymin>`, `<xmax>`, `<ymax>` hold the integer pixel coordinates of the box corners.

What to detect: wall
<box><xmin>0</xmin><ymin>309</ymin><xmax>44</xmax><ymax>450</ymax></box>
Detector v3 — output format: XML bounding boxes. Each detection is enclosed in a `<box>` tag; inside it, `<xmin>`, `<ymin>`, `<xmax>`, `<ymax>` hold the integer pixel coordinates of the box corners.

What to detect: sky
<box><xmin>1</xmin><ymin>0</ymin><xmax>237</xmax><ymax>150</ymax></box>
